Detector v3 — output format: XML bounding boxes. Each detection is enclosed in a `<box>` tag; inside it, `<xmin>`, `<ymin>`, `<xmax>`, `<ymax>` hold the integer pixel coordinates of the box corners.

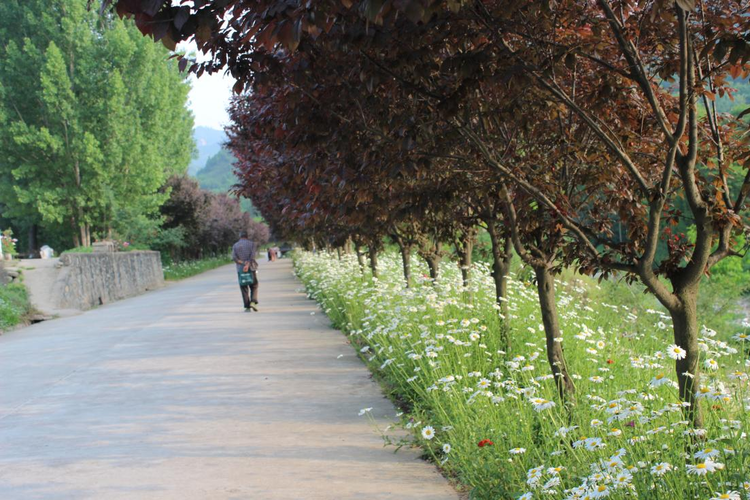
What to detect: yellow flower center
<box><xmin>696</xmin><ymin>463</ymin><xmax>706</xmax><ymax>469</ymax></box>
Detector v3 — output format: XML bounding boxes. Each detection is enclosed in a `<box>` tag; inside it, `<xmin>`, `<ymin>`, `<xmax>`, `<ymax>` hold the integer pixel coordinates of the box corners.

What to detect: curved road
<box><xmin>0</xmin><ymin>260</ymin><xmax>457</xmax><ymax>499</ymax></box>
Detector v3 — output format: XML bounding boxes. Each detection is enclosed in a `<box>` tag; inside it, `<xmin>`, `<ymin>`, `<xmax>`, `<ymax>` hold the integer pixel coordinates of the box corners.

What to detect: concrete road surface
<box><xmin>0</xmin><ymin>259</ymin><xmax>458</xmax><ymax>500</ymax></box>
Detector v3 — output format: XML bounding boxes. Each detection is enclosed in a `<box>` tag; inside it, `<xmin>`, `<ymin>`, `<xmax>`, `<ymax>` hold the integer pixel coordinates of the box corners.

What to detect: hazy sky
<box><xmin>179</xmin><ymin>41</ymin><xmax>235</xmax><ymax>131</ymax></box>
<box><xmin>187</xmin><ymin>71</ymin><xmax>234</xmax><ymax>130</ymax></box>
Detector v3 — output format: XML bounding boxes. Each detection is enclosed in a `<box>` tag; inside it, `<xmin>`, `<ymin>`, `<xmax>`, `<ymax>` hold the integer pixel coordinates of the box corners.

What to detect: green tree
<box><xmin>0</xmin><ymin>0</ymin><xmax>194</xmax><ymax>249</ymax></box>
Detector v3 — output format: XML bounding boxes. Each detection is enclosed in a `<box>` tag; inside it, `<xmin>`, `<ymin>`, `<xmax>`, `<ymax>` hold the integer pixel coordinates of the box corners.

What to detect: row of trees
<box><xmin>114</xmin><ymin>0</ymin><xmax>750</xmax><ymax>427</ymax></box>
<box><xmin>157</xmin><ymin>175</ymin><xmax>269</xmax><ymax>261</ymax></box>
<box><xmin>0</xmin><ymin>0</ymin><xmax>194</xmax><ymax>252</ymax></box>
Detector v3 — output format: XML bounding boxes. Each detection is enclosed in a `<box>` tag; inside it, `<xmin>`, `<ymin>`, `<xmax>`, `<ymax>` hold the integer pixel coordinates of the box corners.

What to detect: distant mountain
<box><xmin>196</xmin><ymin>146</ymin><xmax>260</xmax><ymax>218</ymax></box>
<box><xmin>196</xmin><ymin>147</ymin><xmax>236</xmax><ymax>191</ymax></box>
<box><xmin>188</xmin><ymin>127</ymin><xmax>226</xmax><ymax>175</ymax></box>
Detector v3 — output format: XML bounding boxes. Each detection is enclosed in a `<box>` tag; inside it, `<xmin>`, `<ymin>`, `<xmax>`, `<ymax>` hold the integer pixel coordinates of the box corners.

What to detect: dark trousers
<box><xmin>239</xmin><ymin>272</ymin><xmax>258</xmax><ymax>308</ymax></box>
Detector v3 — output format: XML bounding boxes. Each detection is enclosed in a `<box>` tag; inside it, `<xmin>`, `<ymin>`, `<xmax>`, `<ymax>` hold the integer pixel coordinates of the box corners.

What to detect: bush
<box><xmin>0</xmin><ymin>283</ymin><xmax>31</xmax><ymax>331</ymax></box>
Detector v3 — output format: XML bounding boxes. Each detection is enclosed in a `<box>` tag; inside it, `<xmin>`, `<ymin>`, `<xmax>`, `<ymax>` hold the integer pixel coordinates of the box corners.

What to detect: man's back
<box><xmin>232</xmin><ymin>238</ymin><xmax>256</xmax><ymax>272</ymax></box>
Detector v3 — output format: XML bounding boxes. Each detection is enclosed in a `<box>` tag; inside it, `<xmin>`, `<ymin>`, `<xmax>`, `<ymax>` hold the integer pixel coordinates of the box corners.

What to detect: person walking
<box><xmin>232</xmin><ymin>230</ymin><xmax>258</xmax><ymax>312</ymax></box>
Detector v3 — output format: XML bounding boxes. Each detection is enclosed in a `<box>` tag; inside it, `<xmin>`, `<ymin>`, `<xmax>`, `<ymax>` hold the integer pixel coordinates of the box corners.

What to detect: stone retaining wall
<box><xmin>54</xmin><ymin>251</ymin><xmax>164</xmax><ymax>310</ymax></box>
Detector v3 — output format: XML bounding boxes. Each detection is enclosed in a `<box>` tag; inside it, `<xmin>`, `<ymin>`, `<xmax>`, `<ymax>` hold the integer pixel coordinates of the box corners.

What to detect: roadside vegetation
<box><xmin>162</xmin><ymin>255</ymin><xmax>233</xmax><ymax>281</ymax></box>
<box><xmin>296</xmin><ymin>250</ymin><xmax>750</xmax><ymax>499</ymax></box>
<box><xmin>0</xmin><ymin>283</ymin><xmax>32</xmax><ymax>332</ymax></box>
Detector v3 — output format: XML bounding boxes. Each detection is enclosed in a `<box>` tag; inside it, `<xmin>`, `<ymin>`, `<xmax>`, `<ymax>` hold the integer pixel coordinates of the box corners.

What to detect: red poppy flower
<box><xmin>478</xmin><ymin>439</ymin><xmax>494</xmax><ymax>447</ymax></box>
<box><xmin>606</xmin><ymin>359</ymin><xmax>614</xmax><ymax>364</ymax></box>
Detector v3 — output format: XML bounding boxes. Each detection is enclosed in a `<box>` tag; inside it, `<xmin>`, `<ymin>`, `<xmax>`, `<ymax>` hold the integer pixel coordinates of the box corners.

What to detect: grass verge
<box><xmin>163</xmin><ymin>255</ymin><xmax>233</xmax><ymax>281</ymax></box>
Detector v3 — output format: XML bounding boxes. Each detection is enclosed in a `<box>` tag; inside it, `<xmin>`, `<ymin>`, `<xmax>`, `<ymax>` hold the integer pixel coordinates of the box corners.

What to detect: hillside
<box><xmin>188</xmin><ymin>127</ymin><xmax>226</xmax><ymax>175</ymax></box>
<box><xmin>195</xmin><ymin>147</ymin><xmax>260</xmax><ymax>218</ymax></box>
<box><xmin>195</xmin><ymin>147</ymin><xmax>236</xmax><ymax>191</ymax></box>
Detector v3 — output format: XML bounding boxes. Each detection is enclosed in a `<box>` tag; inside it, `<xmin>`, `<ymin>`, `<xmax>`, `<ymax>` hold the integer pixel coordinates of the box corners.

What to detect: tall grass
<box><xmin>295</xmin><ymin>251</ymin><xmax>750</xmax><ymax>500</ymax></box>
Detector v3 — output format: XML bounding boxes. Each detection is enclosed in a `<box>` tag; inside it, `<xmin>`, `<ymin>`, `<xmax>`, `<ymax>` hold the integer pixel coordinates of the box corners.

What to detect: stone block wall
<box><xmin>54</xmin><ymin>251</ymin><xmax>164</xmax><ymax>310</ymax></box>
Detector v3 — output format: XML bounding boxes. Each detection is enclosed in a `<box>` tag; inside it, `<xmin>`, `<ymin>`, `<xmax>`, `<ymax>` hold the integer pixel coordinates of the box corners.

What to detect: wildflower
<box><xmin>649</xmin><ymin>374</ymin><xmax>671</xmax><ymax>387</ymax></box>
<box><xmin>608</xmin><ymin>428</ymin><xmax>622</xmax><ymax>437</ymax></box>
<box><xmin>686</xmin><ymin>459</ymin><xmax>723</xmax><ymax>475</ymax></box>
<box><xmin>589</xmin><ymin>376</ymin><xmax>604</xmax><ymax>384</ymax></box>
<box><xmin>478</xmin><ymin>439</ymin><xmax>494</xmax><ymax>447</ymax></box>
<box><xmin>421</xmin><ymin>426</ymin><xmax>435</xmax><ymax>440</ymax></box>
<box><xmin>710</xmin><ymin>491</ymin><xmax>740</xmax><ymax>500</ymax></box>
<box><xmin>614</xmin><ymin>470</ymin><xmax>632</xmax><ymax>487</ymax></box>
<box><xmin>704</xmin><ymin>358</ymin><xmax>719</xmax><ymax>371</ymax></box>
<box><xmin>732</xmin><ymin>332</ymin><xmax>749</xmax><ymax>342</ymax></box>
<box><xmin>590</xmin><ymin>484</ymin><xmax>610</xmax><ymax>498</ymax></box>
<box><xmin>442</xmin><ymin>443</ymin><xmax>451</xmax><ymax>454</ymax></box>
<box><xmin>542</xmin><ymin>476</ymin><xmax>561</xmax><ymax>491</ymax></box>
<box><xmin>666</xmin><ymin>344</ymin><xmax>687</xmax><ymax>360</ymax></box>
<box><xmin>694</xmin><ymin>448</ymin><xmax>720</xmax><ymax>460</ymax></box>
<box><xmin>510</xmin><ymin>447</ymin><xmax>526</xmax><ymax>455</ymax></box>
<box><xmin>518</xmin><ymin>493</ymin><xmax>533</xmax><ymax>500</ymax></box>
<box><xmin>590</xmin><ymin>419</ymin><xmax>603</xmax><ymax>427</ymax></box>
<box><xmin>529</xmin><ymin>398</ymin><xmax>556</xmax><ymax>412</ymax></box>
<box><xmin>477</xmin><ymin>378</ymin><xmax>491</xmax><ymax>389</ymax></box>
<box><xmin>650</xmin><ymin>462</ymin><xmax>672</xmax><ymax>476</ymax></box>
<box><xmin>358</xmin><ymin>407</ymin><xmax>373</xmax><ymax>416</ymax></box>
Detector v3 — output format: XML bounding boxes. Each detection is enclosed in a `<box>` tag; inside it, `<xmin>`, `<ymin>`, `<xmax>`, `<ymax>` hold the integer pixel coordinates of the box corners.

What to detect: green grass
<box><xmin>60</xmin><ymin>246</ymin><xmax>94</xmax><ymax>254</ymax></box>
<box><xmin>0</xmin><ymin>283</ymin><xmax>32</xmax><ymax>331</ymax></box>
<box><xmin>163</xmin><ymin>255</ymin><xmax>233</xmax><ymax>281</ymax></box>
<box><xmin>294</xmin><ymin>250</ymin><xmax>750</xmax><ymax>500</ymax></box>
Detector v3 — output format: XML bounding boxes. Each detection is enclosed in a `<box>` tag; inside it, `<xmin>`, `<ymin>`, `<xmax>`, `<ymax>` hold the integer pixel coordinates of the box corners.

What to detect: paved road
<box><xmin>0</xmin><ymin>260</ymin><xmax>457</xmax><ymax>500</ymax></box>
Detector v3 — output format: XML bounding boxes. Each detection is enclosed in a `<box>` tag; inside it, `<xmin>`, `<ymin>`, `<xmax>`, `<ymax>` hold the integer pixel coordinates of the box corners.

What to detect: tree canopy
<box><xmin>112</xmin><ymin>0</ymin><xmax>750</xmax><ymax>426</ymax></box>
<box><xmin>0</xmin><ymin>0</ymin><xmax>194</xmax><ymax>250</ymax></box>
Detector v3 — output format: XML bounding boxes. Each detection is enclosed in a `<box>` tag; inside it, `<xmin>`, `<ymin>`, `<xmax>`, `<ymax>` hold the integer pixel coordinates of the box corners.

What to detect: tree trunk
<box><xmin>487</xmin><ymin>224</ymin><xmax>512</xmax><ymax>316</ymax></box>
<box><xmin>398</xmin><ymin>242</ymin><xmax>412</xmax><ymax>288</ymax></box>
<box><xmin>458</xmin><ymin>236</ymin><xmax>474</xmax><ymax>288</ymax></box>
<box><xmin>369</xmin><ymin>247</ymin><xmax>379</xmax><ymax>278</ymax></box>
<box><xmin>336</xmin><ymin>247</ymin><xmax>342</xmax><ymax>260</ymax></box>
<box><xmin>534</xmin><ymin>265</ymin><xmax>576</xmax><ymax>403</ymax></box>
<box><xmin>355</xmin><ymin>242</ymin><xmax>366</xmax><ymax>273</ymax></box>
<box><xmin>426</xmin><ymin>256</ymin><xmax>440</xmax><ymax>281</ymax></box>
<box><xmin>27</xmin><ymin>224</ymin><xmax>38</xmax><ymax>258</ymax></box>
<box><xmin>487</xmin><ymin>224</ymin><xmax>512</xmax><ymax>351</ymax></box>
<box><xmin>668</xmin><ymin>285</ymin><xmax>704</xmax><ymax>428</ymax></box>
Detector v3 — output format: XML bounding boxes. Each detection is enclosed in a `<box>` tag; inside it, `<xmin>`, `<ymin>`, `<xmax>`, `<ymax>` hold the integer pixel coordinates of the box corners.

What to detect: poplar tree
<box><xmin>0</xmin><ymin>0</ymin><xmax>194</xmax><ymax>248</ymax></box>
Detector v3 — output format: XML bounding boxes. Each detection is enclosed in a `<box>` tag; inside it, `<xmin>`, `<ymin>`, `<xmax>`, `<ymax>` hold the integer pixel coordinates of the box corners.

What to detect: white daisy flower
<box><xmin>694</xmin><ymin>447</ymin><xmax>720</xmax><ymax>460</ymax></box>
<box><xmin>710</xmin><ymin>491</ymin><xmax>741</xmax><ymax>500</ymax></box>
<box><xmin>650</xmin><ymin>462</ymin><xmax>672</xmax><ymax>476</ymax></box>
<box><xmin>529</xmin><ymin>398</ymin><xmax>556</xmax><ymax>412</ymax></box>
<box><xmin>666</xmin><ymin>344</ymin><xmax>687</xmax><ymax>360</ymax></box>
<box><xmin>421</xmin><ymin>426</ymin><xmax>435</xmax><ymax>440</ymax></box>
<box><xmin>686</xmin><ymin>459</ymin><xmax>722</xmax><ymax>475</ymax></box>
<box><xmin>649</xmin><ymin>373</ymin><xmax>671</xmax><ymax>387</ymax></box>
